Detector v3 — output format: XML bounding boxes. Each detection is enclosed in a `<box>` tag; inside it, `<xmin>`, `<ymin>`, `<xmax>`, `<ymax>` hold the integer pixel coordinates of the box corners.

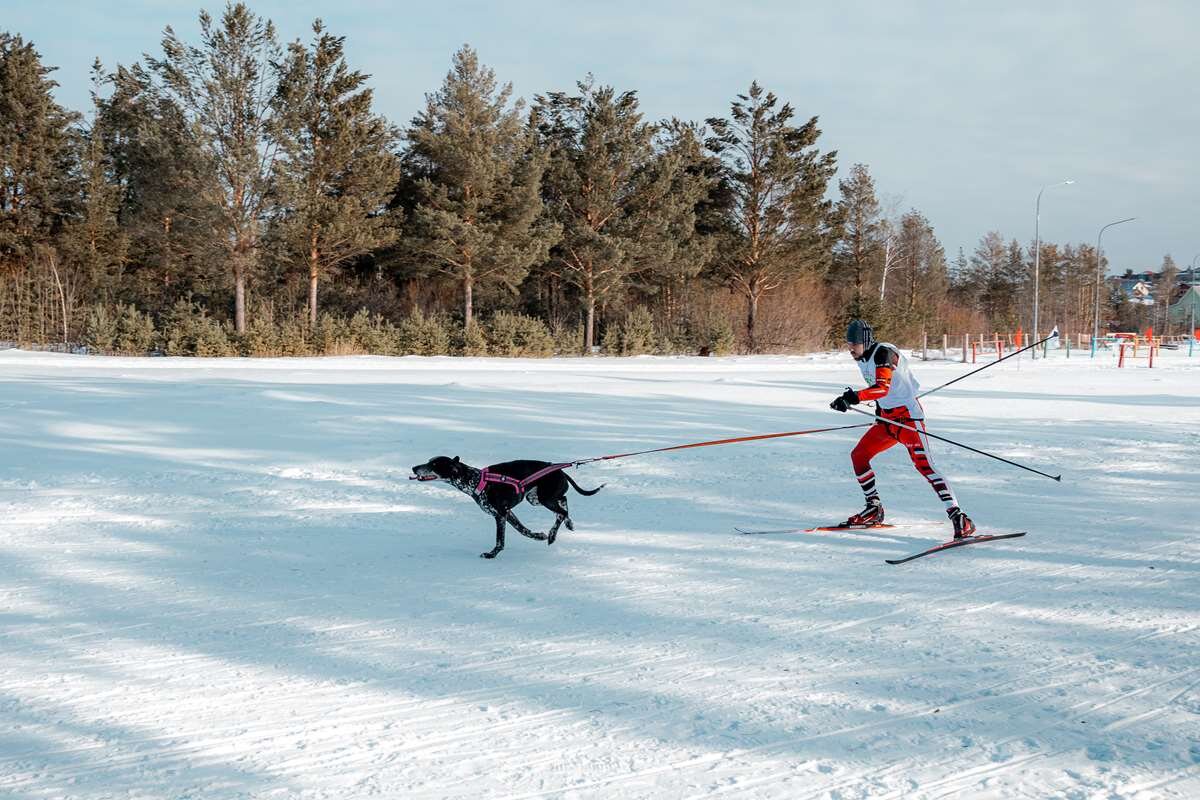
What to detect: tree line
<box><xmin>0</xmin><ymin>4</ymin><xmax>1174</xmax><ymax>357</ymax></box>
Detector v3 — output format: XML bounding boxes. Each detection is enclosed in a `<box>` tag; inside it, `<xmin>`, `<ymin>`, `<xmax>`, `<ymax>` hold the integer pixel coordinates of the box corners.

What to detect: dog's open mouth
<box><xmin>410</xmin><ymin>474</ymin><xmax>439</xmax><ymax>481</ymax></box>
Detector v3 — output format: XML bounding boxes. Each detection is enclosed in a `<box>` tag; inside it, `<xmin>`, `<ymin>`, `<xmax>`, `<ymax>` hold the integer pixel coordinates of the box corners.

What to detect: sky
<box><xmin>7</xmin><ymin>0</ymin><xmax>1199</xmax><ymax>275</ymax></box>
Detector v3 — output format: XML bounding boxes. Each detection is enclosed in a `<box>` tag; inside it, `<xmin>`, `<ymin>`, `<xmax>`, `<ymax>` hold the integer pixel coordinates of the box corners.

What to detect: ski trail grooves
<box><xmin>1</xmin><ymin>351</ymin><xmax>1197</xmax><ymax>799</ymax></box>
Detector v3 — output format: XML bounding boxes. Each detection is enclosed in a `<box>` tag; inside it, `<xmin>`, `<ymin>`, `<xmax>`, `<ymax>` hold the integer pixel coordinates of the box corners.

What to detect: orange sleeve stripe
<box><xmin>857</xmin><ymin>365</ymin><xmax>894</xmax><ymax>401</ymax></box>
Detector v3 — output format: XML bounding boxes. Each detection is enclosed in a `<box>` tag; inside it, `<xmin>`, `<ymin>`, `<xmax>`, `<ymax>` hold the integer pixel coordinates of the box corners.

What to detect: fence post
<box><xmin>1118</xmin><ymin>343</ymin><xmax>1125</xmax><ymax>368</ymax></box>
<box><xmin>942</xmin><ymin>333</ymin><xmax>948</xmax><ymax>359</ymax></box>
<box><xmin>922</xmin><ymin>331</ymin><xmax>928</xmax><ymax>360</ymax></box>
<box><xmin>962</xmin><ymin>333</ymin><xmax>968</xmax><ymax>363</ymax></box>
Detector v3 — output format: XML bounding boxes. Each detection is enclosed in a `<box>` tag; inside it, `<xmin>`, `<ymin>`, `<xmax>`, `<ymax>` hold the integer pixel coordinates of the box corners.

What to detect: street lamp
<box><xmin>1032</xmin><ymin>180</ymin><xmax>1074</xmax><ymax>357</ymax></box>
<box><xmin>1092</xmin><ymin>217</ymin><xmax>1136</xmax><ymax>344</ymax></box>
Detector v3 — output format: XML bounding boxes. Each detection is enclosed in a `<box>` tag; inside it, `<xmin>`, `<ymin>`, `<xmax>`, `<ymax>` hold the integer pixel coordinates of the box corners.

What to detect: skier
<box><xmin>829</xmin><ymin>319</ymin><xmax>977</xmax><ymax>538</ymax></box>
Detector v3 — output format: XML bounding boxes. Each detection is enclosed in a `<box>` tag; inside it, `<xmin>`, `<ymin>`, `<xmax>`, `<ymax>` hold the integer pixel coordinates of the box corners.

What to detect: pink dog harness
<box><xmin>474</xmin><ymin>463</ymin><xmax>572</xmax><ymax>495</ymax></box>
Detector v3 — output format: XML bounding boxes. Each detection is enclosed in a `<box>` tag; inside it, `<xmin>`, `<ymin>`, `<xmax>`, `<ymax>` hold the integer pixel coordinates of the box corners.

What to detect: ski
<box><xmin>807</xmin><ymin>523</ymin><xmax>897</xmax><ymax>533</ymax></box>
<box><xmin>736</xmin><ymin>523</ymin><xmax>898</xmax><ymax>535</ymax></box>
<box><xmin>885</xmin><ymin>532</ymin><xmax>1027</xmax><ymax>565</ymax></box>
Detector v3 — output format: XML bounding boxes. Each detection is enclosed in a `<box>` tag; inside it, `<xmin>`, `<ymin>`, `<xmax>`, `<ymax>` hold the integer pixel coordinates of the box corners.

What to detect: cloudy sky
<box><xmin>9</xmin><ymin>0</ymin><xmax>1199</xmax><ymax>274</ymax></box>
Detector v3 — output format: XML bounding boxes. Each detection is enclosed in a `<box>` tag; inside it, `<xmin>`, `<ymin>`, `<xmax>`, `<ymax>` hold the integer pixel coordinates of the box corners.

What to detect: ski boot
<box><xmin>841</xmin><ymin>499</ymin><xmax>885</xmax><ymax>528</ymax></box>
<box><xmin>948</xmin><ymin>506</ymin><xmax>976</xmax><ymax>539</ymax></box>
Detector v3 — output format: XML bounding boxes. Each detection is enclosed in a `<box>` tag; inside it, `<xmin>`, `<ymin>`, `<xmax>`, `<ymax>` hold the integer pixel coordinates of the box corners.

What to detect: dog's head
<box><xmin>411</xmin><ymin>455</ymin><xmax>468</xmax><ymax>483</ymax></box>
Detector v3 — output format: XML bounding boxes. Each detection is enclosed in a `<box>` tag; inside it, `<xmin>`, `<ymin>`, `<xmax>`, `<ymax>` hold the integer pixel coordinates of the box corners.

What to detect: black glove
<box><xmin>829</xmin><ymin>387</ymin><xmax>859</xmax><ymax>412</ymax></box>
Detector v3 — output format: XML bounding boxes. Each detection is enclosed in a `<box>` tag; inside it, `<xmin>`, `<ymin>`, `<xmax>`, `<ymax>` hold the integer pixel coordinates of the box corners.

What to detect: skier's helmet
<box><xmin>846</xmin><ymin>319</ymin><xmax>875</xmax><ymax>347</ymax></box>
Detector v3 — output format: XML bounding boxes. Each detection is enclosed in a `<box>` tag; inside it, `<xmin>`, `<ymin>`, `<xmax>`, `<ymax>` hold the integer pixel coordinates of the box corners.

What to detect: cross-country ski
<box><xmin>885</xmin><ymin>532</ymin><xmax>1029</xmax><ymax>564</ymax></box>
<box><xmin>736</xmin><ymin>523</ymin><xmax>899</xmax><ymax>535</ymax></box>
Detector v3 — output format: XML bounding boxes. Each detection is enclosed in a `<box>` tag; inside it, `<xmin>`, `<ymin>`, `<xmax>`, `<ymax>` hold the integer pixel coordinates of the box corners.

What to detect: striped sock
<box><xmin>856</xmin><ymin>468</ymin><xmax>880</xmax><ymax>505</ymax></box>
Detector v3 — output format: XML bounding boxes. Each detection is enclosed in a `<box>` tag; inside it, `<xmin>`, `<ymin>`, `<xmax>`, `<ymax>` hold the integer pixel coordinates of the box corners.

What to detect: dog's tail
<box><xmin>564</xmin><ymin>472</ymin><xmax>604</xmax><ymax>496</ymax></box>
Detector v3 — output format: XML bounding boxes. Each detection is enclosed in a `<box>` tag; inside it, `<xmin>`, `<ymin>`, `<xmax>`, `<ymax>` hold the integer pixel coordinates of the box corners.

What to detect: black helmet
<box><xmin>846</xmin><ymin>319</ymin><xmax>875</xmax><ymax>347</ymax></box>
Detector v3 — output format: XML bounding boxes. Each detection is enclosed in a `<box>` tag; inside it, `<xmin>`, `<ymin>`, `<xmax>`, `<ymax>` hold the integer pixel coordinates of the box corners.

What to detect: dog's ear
<box><xmin>452</xmin><ymin>456</ymin><xmax>460</xmax><ymax>463</ymax></box>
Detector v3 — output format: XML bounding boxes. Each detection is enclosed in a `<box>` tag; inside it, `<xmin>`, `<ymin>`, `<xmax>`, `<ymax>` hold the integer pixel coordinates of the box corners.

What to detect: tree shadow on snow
<box><xmin>1</xmin><ymin>362</ymin><xmax>1197</xmax><ymax>796</ymax></box>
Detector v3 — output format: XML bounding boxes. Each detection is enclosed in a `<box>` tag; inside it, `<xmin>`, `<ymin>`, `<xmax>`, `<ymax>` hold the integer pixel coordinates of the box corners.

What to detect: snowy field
<box><xmin>1</xmin><ymin>345</ymin><xmax>1198</xmax><ymax>800</ymax></box>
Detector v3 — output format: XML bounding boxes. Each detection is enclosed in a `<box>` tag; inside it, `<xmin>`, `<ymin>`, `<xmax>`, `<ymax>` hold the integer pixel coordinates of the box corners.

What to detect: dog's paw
<box><xmin>480</xmin><ymin>551</ymin><xmax>498</xmax><ymax>559</ymax></box>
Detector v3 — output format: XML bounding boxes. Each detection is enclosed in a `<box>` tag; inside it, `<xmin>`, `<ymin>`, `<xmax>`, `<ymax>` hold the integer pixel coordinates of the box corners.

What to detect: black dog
<box><xmin>411</xmin><ymin>456</ymin><xmax>604</xmax><ymax>558</ymax></box>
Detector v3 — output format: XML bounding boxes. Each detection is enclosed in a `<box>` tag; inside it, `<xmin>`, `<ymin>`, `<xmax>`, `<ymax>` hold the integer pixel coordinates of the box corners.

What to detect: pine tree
<box><xmin>948</xmin><ymin>246</ymin><xmax>971</xmax><ymax>301</ymax></box>
<box><xmin>272</xmin><ymin>20</ymin><xmax>402</xmax><ymax>325</ymax></box>
<box><xmin>705</xmin><ymin>82</ymin><xmax>838</xmax><ymax>351</ymax></box>
<box><xmin>1036</xmin><ymin>242</ymin><xmax>1064</xmax><ymax>333</ymax></box>
<box><xmin>99</xmin><ymin>62</ymin><xmax>222</xmax><ymax>313</ymax></box>
<box><xmin>967</xmin><ymin>231</ymin><xmax>1008</xmax><ymax>323</ymax></box>
<box><xmin>888</xmin><ymin>210</ymin><xmax>946</xmax><ymax>336</ymax></box>
<box><xmin>147</xmin><ymin>3</ymin><xmax>282</xmax><ymax>333</ymax></box>
<box><xmin>1004</xmin><ymin>239</ymin><xmax>1028</xmax><ymax>328</ymax></box>
<box><xmin>1158</xmin><ymin>254</ymin><xmax>1178</xmax><ymax>334</ymax></box>
<box><xmin>56</xmin><ymin>62</ymin><xmax>128</xmax><ymax>311</ymax></box>
<box><xmin>1055</xmin><ymin>243</ymin><xmax>1101</xmax><ymax>334</ymax></box>
<box><xmin>0</xmin><ymin>32</ymin><xmax>80</xmax><ymax>341</ymax></box>
<box><xmin>537</xmin><ymin>82</ymin><xmax>710</xmax><ymax>350</ymax></box>
<box><xmin>402</xmin><ymin>46</ymin><xmax>556</xmax><ymax>329</ymax></box>
<box><xmin>831</xmin><ymin>163</ymin><xmax>883</xmax><ymax>307</ymax></box>
<box><xmin>629</xmin><ymin>119</ymin><xmax>719</xmax><ymax>325</ymax></box>
<box><xmin>1071</xmin><ymin>243</ymin><xmax>1100</xmax><ymax>334</ymax></box>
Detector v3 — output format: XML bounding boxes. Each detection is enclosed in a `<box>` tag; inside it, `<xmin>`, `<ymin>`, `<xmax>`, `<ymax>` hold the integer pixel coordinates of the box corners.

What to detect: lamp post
<box><xmin>1032</xmin><ymin>180</ymin><xmax>1074</xmax><ymax>358</ymax></box>
<box><xmin>1092</xmin><ymin>217</ymin><xmax>1136</xmax><ymax>344</ymax></box>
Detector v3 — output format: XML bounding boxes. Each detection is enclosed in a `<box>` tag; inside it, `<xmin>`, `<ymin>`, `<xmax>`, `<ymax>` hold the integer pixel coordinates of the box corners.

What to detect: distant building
<box><xmin>1115</xmin><ymin>273</ymin><xmax>1157</xmax><ymax>305</ymax></box>
<box><xmin>1112</xmin><ymin>268</ymin><xmax>1194</xmax><ymax>307</ymax></box>
<box><xmin>1170</xmin><ymin>285</ymin><xmax>1200</xmax><ymax>327</ymax></box>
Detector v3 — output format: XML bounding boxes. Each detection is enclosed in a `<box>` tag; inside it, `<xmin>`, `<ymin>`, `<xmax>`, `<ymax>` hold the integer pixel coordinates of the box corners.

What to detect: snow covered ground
<box><xmin>1</xmin><ymin>345</ymin><xmax>1198</xmax><ymax>799</ymax></box>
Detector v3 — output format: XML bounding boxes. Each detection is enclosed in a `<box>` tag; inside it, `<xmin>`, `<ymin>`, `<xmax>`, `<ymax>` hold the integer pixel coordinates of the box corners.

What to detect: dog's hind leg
<box><xmin>505</xmin><ymin>511</ymin><xmax>547</xmax><ymax>541</ymax></box>
<box><xmin>482</xmin><ymin>516</ymin><xmax>506</xmax><ymax>559</ymax></box>
<box><xmin>552</xmin><ymin>497</ymin><xmax>574</xmax><ymax>530</ymax></box>
<box><xmin>543</xmin><ymin>497</ymin><xmax>572</xmax><ymax>545</ymax></box>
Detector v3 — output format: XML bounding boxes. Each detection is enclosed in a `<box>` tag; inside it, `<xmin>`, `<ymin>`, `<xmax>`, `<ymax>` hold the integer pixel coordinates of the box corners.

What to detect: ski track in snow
<box><xmin>1</xmin><ymin>348</ymin><xmax>1198</xmax><ymax>799</ymax></box>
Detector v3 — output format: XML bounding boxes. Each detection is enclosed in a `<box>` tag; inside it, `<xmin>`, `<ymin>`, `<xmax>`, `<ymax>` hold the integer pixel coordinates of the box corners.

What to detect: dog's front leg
<box><xmin>482</xmin><ymin>515</ymin><xmax>506</xmax><ymax>559</ymax></box>
<box><xmin>506</xmin><ymin>511</ymin><xmax>547</xmax><ymax>541</ymax></box>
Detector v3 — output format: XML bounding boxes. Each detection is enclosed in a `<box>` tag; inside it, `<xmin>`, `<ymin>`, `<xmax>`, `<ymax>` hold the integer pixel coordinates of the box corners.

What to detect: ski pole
<box><xmin>917</xmin><ymin>332</ymin><xmax>1058</xmax><ymax>400</ymax></box>
<box><xmin>843</xmin><ymin>406</ymin><xmax>1062</xmax><ymax>482</ymax></box>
